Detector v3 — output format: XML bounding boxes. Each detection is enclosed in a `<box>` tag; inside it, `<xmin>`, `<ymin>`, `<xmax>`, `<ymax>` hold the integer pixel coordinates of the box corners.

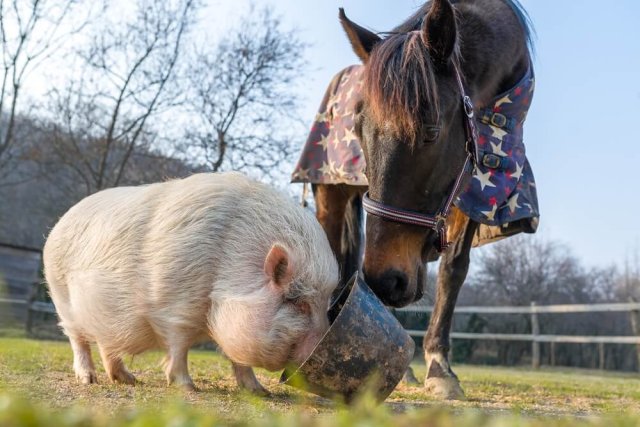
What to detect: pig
<box><xmin>43</xmin><ymin>172</ymin><xmax>339</xmax><ymax>394</ymax></box>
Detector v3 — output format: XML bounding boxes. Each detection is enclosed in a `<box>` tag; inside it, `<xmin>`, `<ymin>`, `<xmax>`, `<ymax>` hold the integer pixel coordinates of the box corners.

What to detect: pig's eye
<box><xmin>284</xmin><ymin>294</ymin><xmax>311</xmax><ymax>315</ymax></box>
<box><xmin>284</xmin><ymin>294</ymin><xmax>300</xmax><ymax>304</ymax></box>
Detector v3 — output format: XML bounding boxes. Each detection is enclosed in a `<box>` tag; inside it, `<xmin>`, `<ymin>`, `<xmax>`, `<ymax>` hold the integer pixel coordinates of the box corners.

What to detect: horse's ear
<box><xmin>420</xmin><ymin>0</ymin><xmax>457</xmax><ymax>64</ymax></box>
<box><xmin>339</xmin><ymin>8</ymin><xmax>382</xmax><ymax>63</ymax></box>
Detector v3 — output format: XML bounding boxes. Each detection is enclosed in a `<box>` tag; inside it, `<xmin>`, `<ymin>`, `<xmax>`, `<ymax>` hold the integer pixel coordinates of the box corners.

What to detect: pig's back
<box><xmin>45</xmin><ymin>173</ymin><xmax>241</xmax><ymax>283</ymax></box>
<box><xmin>43</xmin><ymin>172</ymin><xmax>313</xmax><ymax>351</ymax></box>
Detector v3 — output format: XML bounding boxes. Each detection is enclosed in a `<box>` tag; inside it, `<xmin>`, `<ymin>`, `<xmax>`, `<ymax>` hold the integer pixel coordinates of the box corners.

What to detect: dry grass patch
<box><xmin>1</xmin><ymin>334</ymin><xmax>639</xmax><ymax>426</ymax></box>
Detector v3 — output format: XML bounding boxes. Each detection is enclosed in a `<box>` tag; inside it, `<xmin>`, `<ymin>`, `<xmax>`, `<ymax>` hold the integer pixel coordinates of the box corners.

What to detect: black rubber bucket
<box><xmin>280</xmin><ymin>272</ymin><xmax>415</xmax><ymax>403</ymax></box>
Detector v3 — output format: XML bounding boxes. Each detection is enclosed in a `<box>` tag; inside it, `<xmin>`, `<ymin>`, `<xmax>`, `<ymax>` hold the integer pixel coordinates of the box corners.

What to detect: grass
<box><xmin>1</xmin><ymin>332</ymin><xmax>639</xmax><ymax>426</ymax></box>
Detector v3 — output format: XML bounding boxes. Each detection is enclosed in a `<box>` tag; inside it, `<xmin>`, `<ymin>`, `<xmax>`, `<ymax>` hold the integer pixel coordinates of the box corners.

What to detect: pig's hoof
<box><xmin>77</xmin><ymin>371</ymin><xmax>98</xmax><ymax>384</ymax></box>
<box><xmin>402</xmin><ymin>366</ymin><xmax>421</xmax><ymax>385</ymax></box>
<box><xmin>239</xmin><ymin>382</ymin><xmax>270</xmax><ymax>397</ymax></box>
<box><xmin>113</xmin><ymin>370</ymin><xmax>136</xmax><ymax>385</ymax></box>
<box><xmin>182</xmin><ymin>382</ymin><xmax>198</xmax><ymax>392</ymax></box>
<box><xmin>250</xmin><ymin>385</ymin><xmax>270</xmax><ymax>397</ymax></box>
<box><xmin>424</xmin><ymin>376</ymin><xmax>466</xmax><ymax>400</ymax></box>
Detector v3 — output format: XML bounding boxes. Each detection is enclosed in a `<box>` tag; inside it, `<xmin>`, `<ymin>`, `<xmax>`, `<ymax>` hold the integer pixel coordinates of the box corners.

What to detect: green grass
<box><xmin>1</xmin><ymin>335</ymin><xmax>639</xmax><ymax>426</ymax></box>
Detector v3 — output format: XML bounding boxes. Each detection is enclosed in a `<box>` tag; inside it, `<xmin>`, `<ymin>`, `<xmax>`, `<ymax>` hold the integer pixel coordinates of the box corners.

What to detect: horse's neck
<box><xmin>455</xmin><ymin>0</ymin><xmax>531</xmax><ymax>108</ymax></box>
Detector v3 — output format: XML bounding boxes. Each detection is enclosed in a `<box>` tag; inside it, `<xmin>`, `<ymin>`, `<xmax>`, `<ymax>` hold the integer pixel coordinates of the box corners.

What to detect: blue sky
<box><xmin>23</xmin><ymin>1</ymin><xmax>637</xmax><ymax>269</ymax></box>
<box><xmin>203</xmin><ymin>0</ymin><xmax>640</xmax><ymax>269</ymax></box>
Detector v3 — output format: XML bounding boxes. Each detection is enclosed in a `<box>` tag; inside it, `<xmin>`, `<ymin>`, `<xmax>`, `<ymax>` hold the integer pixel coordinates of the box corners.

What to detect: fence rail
<box><xmin>400</xmin><ymin>301</ymin><xmax>640</xmax><ymax>369</ymax></box>
<box><xmin>396</xmin><ymin>302</ymin><xmax>640</xmax><ymax>314</ymax></box>
<box><xmin>405</xmin><ymin>331</ymin><xmax>640</xmax><ymax>344</ymax></box>
<box><xmin>3</xmin><ymin>297</ymin><xmax>640</xmax><ymax>369</ymax></box>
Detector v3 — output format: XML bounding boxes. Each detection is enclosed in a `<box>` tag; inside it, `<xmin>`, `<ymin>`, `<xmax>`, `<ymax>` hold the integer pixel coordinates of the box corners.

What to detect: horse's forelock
<box><xmin>363</xmin><ymin>31</ymin><xmax>441</xmax><ymax>144</ymax></box>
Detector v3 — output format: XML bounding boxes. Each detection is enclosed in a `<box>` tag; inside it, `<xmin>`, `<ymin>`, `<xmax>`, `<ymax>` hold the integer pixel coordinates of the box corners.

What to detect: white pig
<box><xmin>43</xmin><ymin>172</ymin><xmax>338</xmax><ymax>394</ymax></box>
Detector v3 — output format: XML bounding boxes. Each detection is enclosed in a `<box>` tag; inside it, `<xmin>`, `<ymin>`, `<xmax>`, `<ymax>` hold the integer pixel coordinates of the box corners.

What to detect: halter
<box><xmin>362</xmin><ymin>63</ymin><xmax>480</xmax><ymax>252</ymax></box>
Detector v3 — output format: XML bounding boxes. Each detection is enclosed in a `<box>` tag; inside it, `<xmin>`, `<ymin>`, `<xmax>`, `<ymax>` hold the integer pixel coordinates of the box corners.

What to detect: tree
<box><xmin>617</xmin><ymin>249</ymin><xmax>640</xmax><ymax>369</ymax></box>
<box><xmin>0</xmin><ymin>0</ymin><xmax>93</xmax><ymax>185</ymax></box>
<box><xmin>465</xmin><ymin>235</ymin><xmax>600</xmax><ymax>306</ymax></box>
<box><xmin>40</xmin><ymin>0</ymin><xmax>199</xmax><ymax>197</ymax></box>
<box><xmin>617</xmin><ymin>250</ymin><xmax>640</xmax><ymax>303</ymax></box>
<box><xmin>182</xmin><ymin>6</ymin><xmax>306</xmax><ymax>182</ymax></box>
<box><xmin>459</xmin><ymin>235</ymin><xmax>622</xmax><ymax>367</ymax></box>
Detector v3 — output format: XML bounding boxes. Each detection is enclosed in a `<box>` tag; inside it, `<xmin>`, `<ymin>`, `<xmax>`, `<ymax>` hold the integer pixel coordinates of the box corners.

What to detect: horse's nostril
<box><xmin>377</xmin><ymin>269</ymin><xmax>409</xmax><ymax>305</ymax></box>
<box><xmin>381</xmin><ymin>270</ymin><xmax>407</xmax><ymax>292</ymax></box>
<box><xmin>363</xmin><ymin>268</ymin><xmax>414</xmax><ymax>307</ymax></box>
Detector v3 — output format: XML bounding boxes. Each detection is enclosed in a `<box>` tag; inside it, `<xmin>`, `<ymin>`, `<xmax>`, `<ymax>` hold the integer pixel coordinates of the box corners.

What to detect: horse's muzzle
<box><xmin>363</xmin><ymin>265</ymin><xmax>425</xmax><ymax>308</ymax></box>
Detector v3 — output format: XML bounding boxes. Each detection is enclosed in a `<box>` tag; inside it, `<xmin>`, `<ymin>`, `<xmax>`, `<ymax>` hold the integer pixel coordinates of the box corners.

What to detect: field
<box><xmin>1</xmin><ymin>331</ymin><xmax>639</xmax><ymax>426</ymax></box>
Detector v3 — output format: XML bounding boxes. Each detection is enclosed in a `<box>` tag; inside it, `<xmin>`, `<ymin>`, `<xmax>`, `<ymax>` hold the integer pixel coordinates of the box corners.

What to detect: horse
<box><xmin>293</xmin><ymin>0</ymin><xmax>538</xmax><ymax>399</ymax></box>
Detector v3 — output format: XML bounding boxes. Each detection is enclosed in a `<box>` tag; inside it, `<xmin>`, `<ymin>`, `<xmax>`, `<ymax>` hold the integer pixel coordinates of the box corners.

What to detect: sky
<box><xmin>19</xmin><ymin>0</ymin><xmax>640</xmax><ymax>269</ymax></box>
<box><xmin>199</xmin><ymin>0</ymin><xmax>640</xmax><ymax>269</ymax></box>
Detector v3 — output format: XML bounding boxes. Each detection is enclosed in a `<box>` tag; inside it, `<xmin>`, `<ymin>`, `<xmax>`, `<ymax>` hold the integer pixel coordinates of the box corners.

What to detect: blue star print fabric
<box><xmin>454</xmin><ymin>66</ymin><xmax>539</xmax><ymax>226</ymax></box>
<box><xmin>292</xmin><ymin>65</ymin><xmax>539</xmax><ymax>228</ymax></box>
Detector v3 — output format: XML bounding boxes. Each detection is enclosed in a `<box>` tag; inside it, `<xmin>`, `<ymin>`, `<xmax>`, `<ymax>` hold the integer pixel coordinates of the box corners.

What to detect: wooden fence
<box><xmin>397</xmin><ymin>302</ymin><xmax>640</xmax><ymax>369</ymax></box>
<box><xmin>3</xmin><ymin>295</ymin><xmax>640</xmax><ymax>369</ymax></box>
<box><xmin>0</xmin><ymin>243</ymin><xmax>42</xmax><ymax>323</ymax></box>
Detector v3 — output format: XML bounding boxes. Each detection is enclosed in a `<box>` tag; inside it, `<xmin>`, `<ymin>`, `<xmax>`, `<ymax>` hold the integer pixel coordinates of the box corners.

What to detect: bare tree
<box><xmin>617</xmin><ymin>250</ymin><xmax>640</xmax><ymax>302</ymax></box>
<box><xmin>182</xmin><ymin>6</ymin><xmax>307</xmax><ymax>182</ymax></box>
<box><xmin>0</xmin><ymin>0</ymin><xmax>93</xmax><ymax>184</ymax></box>
<box><xmin>616</xmin><ymin>249</ymin><xmax>640</xmax><ymax>369</ymax></box>
<box><xmin>457</xmin><ymin>236</ymin><xmax>639</xmax><ymax>368</ymax></box>
<box><xmin>40</xmin><ymin>0</ymin><xmax>199</xmax><ymax>197</ymax></box>
<box><xmin>466</xmin><ymin>235</ymin><xmax>600</xmax><ymax>306</ymax></box>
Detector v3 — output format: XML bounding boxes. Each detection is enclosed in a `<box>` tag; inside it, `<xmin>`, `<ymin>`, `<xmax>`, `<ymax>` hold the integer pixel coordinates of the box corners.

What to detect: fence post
<box><xmin>598</xmin><ymin>342</ymin><xmax>605</xmax><ymax>370</ymax></box>
<box><xmin>629</xmin><ymin>306</ymin><xmax>640</xmax><ymax>371</ymax></box>
<box><xmin>550</xmin><ymin>342</ymin><xmax>556</xmax><ymax>367</ymax></box>
<box><xmin>531</xmin><ymin>301</ymin><xmax>540</xmax><ymax>369</ymax></box>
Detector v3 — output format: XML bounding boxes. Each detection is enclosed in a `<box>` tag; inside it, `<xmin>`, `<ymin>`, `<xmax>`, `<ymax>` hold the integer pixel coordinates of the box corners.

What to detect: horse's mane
<box><xmin>363</xmin><ymin>30</ymin><xmax>446</xmax><ymax>142</ymax></box>
<box><xmin>394</xmin><ymin>0</ymin><xmax>535</xmax><ymax>53</ymax></box>
<box><xmin>362</xmin><ymin>0</ymin><xmax>535</xmax><ymax>142</ymax></box>
<box><xmin>503</xmin><ymin>0</ymin><xmax>536</xmax><ymax>56</ymax></box>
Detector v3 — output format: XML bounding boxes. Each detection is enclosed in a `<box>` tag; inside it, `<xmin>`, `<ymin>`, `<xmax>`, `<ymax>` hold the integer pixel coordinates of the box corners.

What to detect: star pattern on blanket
<box><xmin>291</xmin><ymin>65</ymin><xmax>368</xmax><ymax>185</ymax></box>
<box><xmin>456</xmin><ymin>65</ymin><xmax>539</xmax><ymax>226</ymax></box>
<box><xmin>291</xmin><ymin>64</ymin><xmax>539</xmax><ymax>228</ymax></box>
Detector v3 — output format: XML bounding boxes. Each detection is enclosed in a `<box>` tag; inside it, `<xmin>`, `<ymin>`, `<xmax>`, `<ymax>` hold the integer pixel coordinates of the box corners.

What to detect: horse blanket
<box><xmin>291</xmin><ymin>65</ymin><xmax>539</xmax><ymax>243</ymax></box>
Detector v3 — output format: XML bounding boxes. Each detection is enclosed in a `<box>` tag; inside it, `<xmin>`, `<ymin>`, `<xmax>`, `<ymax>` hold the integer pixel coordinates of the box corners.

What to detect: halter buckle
<box><xmin>463</xmin><ymin>96</ymin><xmax>474</xmax><ymax>118</ymax></box>
<box><xmin>490</xmin><ymin>112</ymin><xmax>507</xmax><ymax>128</ymax></box>
<box><xmin>434</xmin><ymin>215</ymin><xmax>447</xmax><ymax>232</ymax></box>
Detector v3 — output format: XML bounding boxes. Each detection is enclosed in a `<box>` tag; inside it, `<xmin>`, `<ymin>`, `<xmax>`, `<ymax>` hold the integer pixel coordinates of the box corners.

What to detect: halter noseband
<box><xmin>362</xmin><ymin>63</ymin><xmax>480</xmax><ymax>252</ymax></box>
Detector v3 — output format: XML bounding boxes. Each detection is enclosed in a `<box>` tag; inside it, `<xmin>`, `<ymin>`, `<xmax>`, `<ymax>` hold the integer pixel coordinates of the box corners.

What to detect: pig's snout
<box><xmin>291</xmin><ymin>328</ymin><xmax>326</xmax><ymax>366</ymax></box>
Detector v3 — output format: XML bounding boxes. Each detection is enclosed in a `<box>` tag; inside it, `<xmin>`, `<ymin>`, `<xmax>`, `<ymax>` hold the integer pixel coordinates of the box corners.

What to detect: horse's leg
<box><xmin>340</xmin><ymin>190</ymin><xmax>364</xmax><ymax>281</ymax></box>
<box><xmin>423</xmin><ymin>218</ymin><xmax>478</xmax><ymax>400</ymax></box>
<box><xmin>313</xmin><ymin>184</ymin><xmax>364</xmax><ymax>286</ymax></box>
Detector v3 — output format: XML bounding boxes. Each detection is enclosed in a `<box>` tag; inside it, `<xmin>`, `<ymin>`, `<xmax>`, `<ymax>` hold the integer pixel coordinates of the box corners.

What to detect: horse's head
<box><xmin>340</xmin><ymin>0</ymin><xmax>472</xmax><ymax>307</ymax></box>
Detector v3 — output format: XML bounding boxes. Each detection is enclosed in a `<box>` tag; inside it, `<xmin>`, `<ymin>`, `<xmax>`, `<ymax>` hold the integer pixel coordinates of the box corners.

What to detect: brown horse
<box><xmin>308</xmin><ymin>0</ymin><xmax>536</xmax><ymax>399</ymax></box>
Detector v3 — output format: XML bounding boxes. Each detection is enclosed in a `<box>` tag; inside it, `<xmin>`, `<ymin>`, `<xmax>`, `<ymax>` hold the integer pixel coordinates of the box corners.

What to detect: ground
<box><xmin>1</xmin><ymin>331</ymin><xmax>639</xmax><ymax>426</ymax></box>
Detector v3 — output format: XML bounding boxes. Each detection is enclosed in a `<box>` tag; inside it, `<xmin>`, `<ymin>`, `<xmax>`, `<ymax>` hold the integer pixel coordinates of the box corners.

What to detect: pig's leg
<box><xmin>69</xmin><ymin>335</ymin><xmax>97</xmax><ymax>384</ymax></box>
<box><xmin>232</xmin><ymin>363</ymin><xmax>269</xmax><ymax>396</ymax></box>
<box><xmin>97</xmin><ymin>345</ymin><xmax>136</xmax><ymax>385</ymax></box>
<box><xmin>164</xmin><ymin>342</ymin><xmax>196</xmax><ymax>391</ymax></box>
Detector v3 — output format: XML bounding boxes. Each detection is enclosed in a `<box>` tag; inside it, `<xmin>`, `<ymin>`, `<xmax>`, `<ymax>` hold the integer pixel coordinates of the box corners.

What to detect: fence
<box><xmin>0</xmin><ymin>243</ymin><xmax>42</xmax><ymax>324</ymax></box>
<box><xmin>397</xmin><ymin>302</ymin><xmax>640</xmax><ymax>369</ymax></box>
<box><xmin>3</xmin><ymin>295</ymin><xmax>640</xmax><ymax>369</ymax></box>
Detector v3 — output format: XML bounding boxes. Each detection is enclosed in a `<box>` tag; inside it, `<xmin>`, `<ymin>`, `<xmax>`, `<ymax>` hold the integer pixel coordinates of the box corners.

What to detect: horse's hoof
<box><xmin>424</xmin><ymin>376</ymin><xmax>466</xmax><ymax>400</ymax></box>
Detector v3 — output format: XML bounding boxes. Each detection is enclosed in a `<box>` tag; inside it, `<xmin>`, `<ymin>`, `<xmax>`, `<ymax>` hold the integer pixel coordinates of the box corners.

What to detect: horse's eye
<box><xmin>423</xmin><ymin>126</ymin><xmax>440</xmax><ymax>143</ymax></box>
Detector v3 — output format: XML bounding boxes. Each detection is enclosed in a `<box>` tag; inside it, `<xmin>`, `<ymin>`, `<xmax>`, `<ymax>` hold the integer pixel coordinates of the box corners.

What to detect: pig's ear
<box><xmin>264</xmin><ymin>243</ymin><xmax>293</xmax><ymax>290</ymax></box>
